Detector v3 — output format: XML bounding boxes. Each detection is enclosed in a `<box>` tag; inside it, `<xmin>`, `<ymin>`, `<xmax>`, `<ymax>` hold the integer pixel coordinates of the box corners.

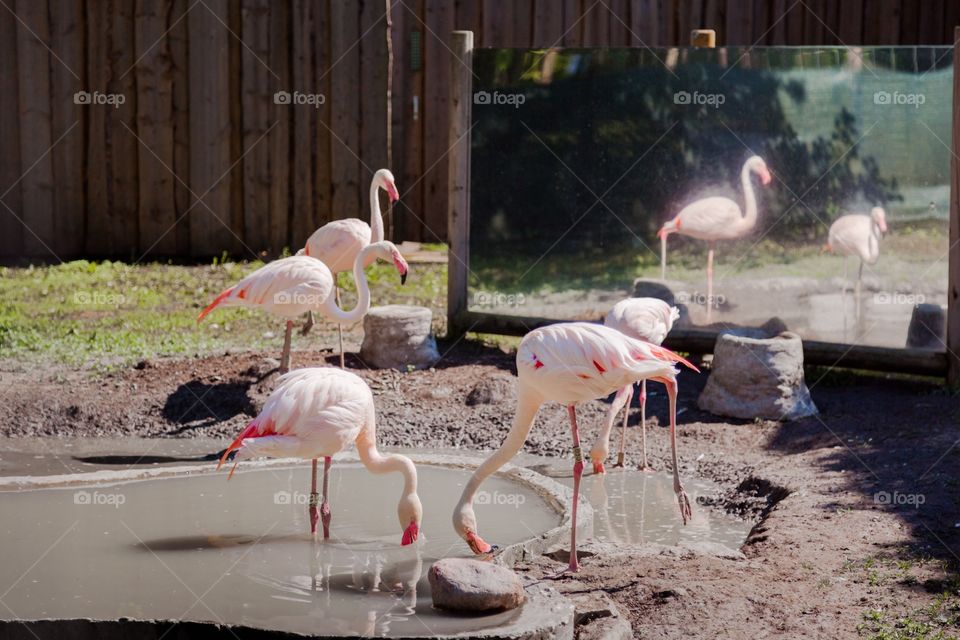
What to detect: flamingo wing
<box><xmin>670</xmin><ymin>196</ymin><xmax>742</xmax><ymax>240</ymax></box>
<box><xmin>827</xmin><ymin>214</ymin><xmax>874</xmax><ymax>261</ymax></box>
<box><xmin>605</xmin><ymin>298</ymin><xmax>678</xmax><ymax>345</ymax></box>
<box><xmin>304</xmin><ymin>219</ymin><xmax>371</xmax><ymax>274</ymax></box>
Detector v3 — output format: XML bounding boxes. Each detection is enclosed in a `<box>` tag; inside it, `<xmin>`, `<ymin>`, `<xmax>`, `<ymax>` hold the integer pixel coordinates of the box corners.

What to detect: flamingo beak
<box><xmin>465</xmin><ymin>531</ymin><xmax>493</xmax><ymax>554</ymax></box>
<box><xmin>401</xmin><ymin>522</ymin><xmax>419</xmax><ymax>546</ymax></box>
<box><xmin>394</xmin><ymin>255</ymin><xmax>409</xmax><ymax>285</ymax></box>
<box><xmin>386</xmin><ymin>181</ymin><xmax>399</xmax><ymax>203</ymax></box>
<box><xmin>761</xmin><ymin>169</ymin><xmax>772</xmax><ymax>186</ymax></box>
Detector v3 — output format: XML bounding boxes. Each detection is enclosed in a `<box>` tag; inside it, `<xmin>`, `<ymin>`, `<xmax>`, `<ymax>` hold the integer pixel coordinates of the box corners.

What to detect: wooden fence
<box><xmin>1</xmin><ymin>0</ymin><xmax>957</xmax><ymax>260</ymax></box>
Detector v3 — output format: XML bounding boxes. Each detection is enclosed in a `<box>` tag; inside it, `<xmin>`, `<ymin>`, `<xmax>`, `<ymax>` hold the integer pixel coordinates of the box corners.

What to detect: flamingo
<box><xmin>824</xmin><ymin>207</ymin><xmax>887</xmax><ymax>318</ymax></box>
<box><xmin>452</xmin><ymin>322</ymin><xmax>698</xmax><ymax>572</ymax></box>
<box><xmin>300</xmin><ymin>169</ymin><xmax>400</xmax><ymax>367</ymax></box>
<box><xmin>217</xmin><ymin>367</ymin><xmax>422</xmax><ymax>544</ymax></box>
<box><xmin>198</xmin><ymin>241</ymin><xmax>408</xmax><ymax>373</ymax></box>
<box><xmin>658</xmin><ymin>155</ymin><xmax>772</xmax><ymax>322</ymax></box>
<box><xmin>591</xmin><ymin>297</ymin><xmax>680</xmax><ymax>473</ymax></box>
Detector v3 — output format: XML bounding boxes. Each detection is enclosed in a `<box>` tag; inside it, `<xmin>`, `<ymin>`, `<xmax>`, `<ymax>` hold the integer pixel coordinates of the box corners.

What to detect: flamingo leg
<box><xmin>335</xmin><ymin>286</ymin><xmax>345</xmax><ymax>369</ymax></box>
<box><xmin>638</xmin><ymin>380</ymin><xmax>655</xmax><ymax>472</ymax></box>
<box><xmin>309</xmin><ymin>458</ymin><xmax>319</xmax><ymax>536</ymax></box>
<box><xmin>706</xmin><ymin>241</ymin><xmax>716</xmax><ymax>324</ymax></box>
<box><xmin>321</xmin><ymin>456</ymin><xmax>332</xmax><ymax>539</ymax></box>
<box><xmin>855</xmin><ymin>260</ymin><xmax>863</xmax><ymax>321</ymax></box>
<box><xmin>656</xmin><ymin>376</ymin><xmax>692</xmax><ymax>524</ymax></box>
<box><xmin>301</xmin><ymin>310</ymin><xmax>315</xmax><ymax>336</ymax></box>
<box><xmin>590</xmin><ymin>385</ymin><xmax>631</xmax><ymax>474</ymax></box>
<box><xmin>567</xmin><ymin>404</ymin><xmax>584</xmax><ymax>573</ymax></box>
<box><xmin>280</xmin><ymin>320</ymin><xmax>293</xmax><ymax>374</ymax></box>
<box><xmin>660</xmin><ymin>233</ymin><xmax>667</xmax><ymax>280</ymax></box>
<box><xmin>614</xmin><ymin>385</ymin><xmax>634</xmax><ymax>468</ymax></box>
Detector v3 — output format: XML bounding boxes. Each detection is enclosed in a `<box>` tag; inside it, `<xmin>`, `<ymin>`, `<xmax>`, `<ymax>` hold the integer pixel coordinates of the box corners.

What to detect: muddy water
<box><xmin>0</xmin><ymin>465</ymin><xmax>560</xmax><ymax>637</ymax></box>
<box><xmin>534</xmin><ymin>463</ymin><xmax>752</xmax><ymax>550</ymax></box>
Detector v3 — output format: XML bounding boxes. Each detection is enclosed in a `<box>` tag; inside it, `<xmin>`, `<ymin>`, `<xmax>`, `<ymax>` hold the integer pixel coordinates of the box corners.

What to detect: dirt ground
<box><xmin>2</xmin><ymin>341</ymin><xmax>959</xmax><ymax>639</ymax></box>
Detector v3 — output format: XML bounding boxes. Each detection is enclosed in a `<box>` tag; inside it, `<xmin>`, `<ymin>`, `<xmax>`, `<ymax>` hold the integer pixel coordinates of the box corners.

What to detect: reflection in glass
<box><xmin>468</xmin><ymin>46</ymin><xmax>950</xmax><ymax>351</ymax></box>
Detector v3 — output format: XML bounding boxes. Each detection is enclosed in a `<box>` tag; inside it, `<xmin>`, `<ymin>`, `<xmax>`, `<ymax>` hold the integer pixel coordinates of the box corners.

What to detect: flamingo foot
<box><xmin>612</xmin><ymin>452</ymin><xmax>625</xmax><ymax>468</ymax></box>
<box><xmin>465</xmin><ymin>531</ymin><xmax>493</xmax><ymax>555</ymax></box>
<box><xmin>300</xmin><ymin>311</ymin><xmax>314</xmax><ymax>337</ymax></box>
<box><xmin>676</xmin><ymin>486</ymin><xmax>693</xmax><ymax>525</ymax></box>
<box><xmin>592</xmin><ymin>460</ymin><xmax>606</xmax><ymax>475</ymax></box>
<box><xmin>637</xmin><ymin>465</ymin><xmax>656</xmax><ymax>473</ymax></box>
<box><xmin>320</xmin><ymin>501</ymin><xmax>332</xmax><ymax>540</ymax></box>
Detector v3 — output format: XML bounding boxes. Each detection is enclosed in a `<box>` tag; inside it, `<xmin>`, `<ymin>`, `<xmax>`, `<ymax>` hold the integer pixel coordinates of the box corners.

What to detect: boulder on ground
<box><xmin>428</xmin><ymin>558</ymin><xmax>525</xmax><ymax>612</ymax></box>
<box><xmin>906</xmin><ymin>303</ymin><xmax>946</xmax><ymax>350</ymax></box>
<box><xmin>465</xmin><ymin>373</ymin><xmax>516</xmax><ymax>406</ymax></box>
<box><xmin>698</xmin><ymin>331</ymin><xmax>817</xmax><ymax>421</ymax></box>
<box><xmin>359</xmin><ymin>305</ymin><xmax>439</xmax><ymax>370</ymax></box>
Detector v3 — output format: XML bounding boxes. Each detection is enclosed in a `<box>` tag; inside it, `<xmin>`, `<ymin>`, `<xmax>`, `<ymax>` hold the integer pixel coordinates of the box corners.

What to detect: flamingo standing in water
<box><xmin>198</xmin><ymin>242</ymin><xmax>408</xmax><ymax>373</ymax></box>
<box><xmin>218</xmin><ymin>367</ymin><xmax>422</xmax><ymax>544</ymax></box>
<box><xmin>824</xmin><ymin>207</ymin><xmax>887</xmax><ymax>318</ymax></box>
<box><xmin>300</xmin><ymin>169</ymin><xmax>400</xmax><ymax>366</ymax></box>
<box><xmin>452</xmin><ymin>322</ymin><xmax>698</xmax><ymax>572</ymax></box>
<box><xmin>658</xmin><ymin>156</ymin><xmax>772</xmax><ymax>322</ymax></box>
<box><xmin>592</xmin><ymin>297</ymin><xmax>680</xmax><ymax>473</ymax></box>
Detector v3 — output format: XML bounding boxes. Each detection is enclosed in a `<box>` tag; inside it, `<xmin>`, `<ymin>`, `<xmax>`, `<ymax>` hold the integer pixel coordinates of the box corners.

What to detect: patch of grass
<box><xmin>858</xmin><ymin>596</ymin><xmax>960</xmax><ymax>640</ymax></box>
<box><xmin>0</xmin><ymin>259</ymin><xmax>447</xmax><ymax>372</ymax></box>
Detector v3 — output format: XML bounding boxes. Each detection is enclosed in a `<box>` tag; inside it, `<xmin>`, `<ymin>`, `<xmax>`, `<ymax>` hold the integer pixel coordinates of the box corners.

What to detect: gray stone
<box><xmin>428</xmin><ymin>558</ymin><xmax>526</xmax><ymax>612</ymax></box>
<box><xmin>906</xmin><ymin>303</ymin><xmax>946</xmax><ymax>350</ymax></box>
<box><xmin>716</xmin><ymin>317</ymin><xmax>789</xmax><ymax>340</ymax></box>
<box><xmin>698</xmin><ymin>331</ymin><xmax>818</xmax><ymax>421</ymax></box>
<box><xmin>577</xmin><ymin>615</ymin><xmax>633</xmax><ymax>640</ymax></box>
<box><xmin>631</xmin><ymin>278</ymin><xmax>677</xmax><ymax>304</ymax></box>
<box><xmin>359</xmin><ymin>305</ymin><xmax>440</xmax><ymax>370</ymax></box>
<box><xmin>466</xmin><ymin>373</ymin><xmax>516</xmax><ymax>405</ymax></box>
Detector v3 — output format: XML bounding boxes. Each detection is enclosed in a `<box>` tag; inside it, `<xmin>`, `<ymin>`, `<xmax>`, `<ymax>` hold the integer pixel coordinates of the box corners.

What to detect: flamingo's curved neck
<box><xmin>355</xmin><ymin>429</ymin><xmax>417</xmax><ymax>500</ymax></box>
<box><xmin>456</xmin><ymin>386</ymin><xmax>543</xmax><ymax>509</ymax></box>
<box><xmin>322</xmin><ymin>244</ymin><xmax>374</xmax><ymax>323</ymax></box>
<box><xmin>369</xmin><ymin>180</ymin><xmax>384</xmax><ymax>244</ymax></box>
<box><xmin>738</xmin><ymin>162</ymin><xmax>759</xmax><ymax>233</ymax></box>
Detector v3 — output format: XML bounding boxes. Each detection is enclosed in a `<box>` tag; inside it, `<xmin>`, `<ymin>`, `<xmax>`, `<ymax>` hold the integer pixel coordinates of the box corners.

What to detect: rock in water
<box><xmin>359</xmin><ymin>305</ymin><xmax>440</xmax><ymax>370</ymax></box>
<box><xmin>465</xmin><ymin>373</ymin><xmax>516</xmax><ymax>405</ymax></box>
<box><xmin>906</xmin><ymin>303</ymin><xmax>946</xmax><ymax>350</ymax></box>
<box><xmin>428</xmin><ymin>558</ymin><xmax>525</xmax><ymax>612</ymax></box>
<box><xmin>698</xmin><ymin>331</ymin><xmax>818</xmax><ymax>421</ymax></box>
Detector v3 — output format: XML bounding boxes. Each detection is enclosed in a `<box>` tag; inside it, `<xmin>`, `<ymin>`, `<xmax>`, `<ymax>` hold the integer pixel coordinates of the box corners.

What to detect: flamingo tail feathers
<box><xmin>647</xmin><ymin>344</ymin><xmax>700</xmax><ymax>373</ymax></box>
<box><xmin>197</xmin><ymin>286</ymin><xmax>235</xmax><ymax>322</ymax></box>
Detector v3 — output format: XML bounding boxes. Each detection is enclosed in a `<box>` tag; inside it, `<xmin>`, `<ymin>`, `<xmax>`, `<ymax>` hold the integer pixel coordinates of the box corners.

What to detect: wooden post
<box><xmin>446</xmin><ymin>30</ymin><xmax>473</xmax><ymax>338</ymax></box>
<box><xmin>948</xmin><ymin>26</ymin><xmax>960</xmax><ymax>385</ymax></box>
<box><xmin>690</xmin><ymin>29</ymin><xmax>716</xmax><ymax>47</ymax></box>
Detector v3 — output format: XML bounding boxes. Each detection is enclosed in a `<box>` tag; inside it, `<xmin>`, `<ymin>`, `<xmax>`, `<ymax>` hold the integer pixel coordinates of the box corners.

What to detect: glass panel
<box><xmin>468</xmin><ymin>46</ymin><xmax>951</xmax><ymax>351</ymax></box>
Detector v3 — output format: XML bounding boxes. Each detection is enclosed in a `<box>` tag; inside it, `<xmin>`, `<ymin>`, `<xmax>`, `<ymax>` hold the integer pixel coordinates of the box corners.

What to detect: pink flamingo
<box><xmin>198</xmin><ymin>242</ymin><xmax>408</xmax><ymax>373</ymax></box>
<box><xmin>592</xmin><ymin>297</ymin><xmax>680</xmax><ymax>473</ymax></box>
<box><xmin>824</xmin><ymin>207</ymin><xmax>886</xmax><ymax>317</ymax></box>
<box><xmin>452</xmin><ymin>322</ymin><xmax>698</xmax><ymax>572</ymax></box>
<box><xmin>658</xmin><ymin>156</ymin><xmax>772</xmax><ymax>322</ymax></box>
<box><xmin>218</xmin><ymin>367</ymin><xmax>422</xmax><ymax>544</ymax></box>
<box><xmin>300</xmin><ymin>169</ymin><xmax>400</xmax><ymax>366</ymax></box>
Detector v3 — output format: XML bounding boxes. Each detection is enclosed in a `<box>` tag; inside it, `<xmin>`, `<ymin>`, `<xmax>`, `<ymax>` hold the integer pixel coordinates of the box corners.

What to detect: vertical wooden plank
<box><xmin>802</xmin><ymin>0</ymin><xmax>824</xmax><ymax>45</ymax></box>
<box><xmin>85</xmin><ymin>0</ymin><xmax>108</xmax><ymax>255</ymax></box>
<box><xmin>228</xmin><ymin>0</ymin><xmax>246</xmax><ymax>255</ymax></box>
<box><xmin>770</xmin><ymin>0</ymin><xmax>789</xmax><ymax>45</ymax></box>
<box><xmin>400</xmin><ymin>0</ymin><xmax>424</xmax><ymax>241</ymax></box>
<box><xmin>390</xmin><ymin>0</ymin><xmax>408</xmax><ymax>240</ymax></box>
<box><xmin>583</xmin><ymin>0</ymin><xmax>609</xmax><ymax>45</ymax></box>
<box><xmin>514</xmin><ymin>0</ymin><xmax>534</xmax><ymax>46</ymax></box>
<box><xmin>111</xmin><ymin>1</ymin><xmax>140</xmax><ymax>256</ymax></box>
<box><xmin>361</xmin><ymin>0</ymin><xmax>390</xmax><ymax>227</ymax></box>
<box><xmin>945</xmin><ymin>1</ymin><xmax>959</xmax><ymax>45</ymax></box>
<box><xmin>268</xmin><ymin>0</ymin><xmax>290</xmax><ymax>253</ymax></box>
<box><xmin>898</xmin><ymin>0</ymin><xmax>919</xmax><ymax>45</ymax></box>
<box><xmin>703</xmin><ymin>0</ymin><xmax>723</xmax><ymax>41</ymax></box>
<box><xmin>785</xmin><ymin>0</ymin><xmax>804</xmax><ymax>44</ymax></box>
<box><xmin>482</xmin><ymin>0</ymin><xmax>512</xmax><ymax>47</ymax></box>
<box><xmin>562</xmin><ymin>0</ymin><xmax>583</xmax><ymax>46</ymax></box>
<box><xmin>947</xmin><ymin>25</ymin><xmax>960</xmax><ymax>385</ymax></box>
<box><xmin>289</xmin><ymin>0</ymin><xmax>314</xmax><ymax>242</ymax></box>
<box><xmin>607</xmin><ymin>0</ymin><xmax>630</xmax><ymax>46</ymax></box>
<box><xmin>134</xmin><ymin>0</ymin><xmax>177</xmax><ymax>257</ymax></box>
<box><xmin>423</xmin><ymin>0</ymin><xmax>454</xmax><ymax>240</ymax></box>
<box><xmin>455</xmin><ymin>0</ymin><xmax>481</xmax><ymax>33</ymax></box>
<box><xmin>329</xmin><ymin>0</ymin><xmax>361</xmax><ymax>222</ymax></box>
<box><xmin>726</xmin><ymin>0</ymin><xmax>753</xmax><ymax>45</ymax></box>
<box><xmin>15</xmin><ymin>0</ymin><xmax>56</xmax><ymax>257</ymax></box>
<box><xmin>447</xmin><ymin>31</ymin><xmax>472</xmax><ymax>337</ymax></box>
<box><xmin>917</xmin><ymin>0</ymin><xmax>943</xmax><ymax>46</ymax></box>
<box><xmin>534</xmin><ymin>0</ymin><xmax>564</xmax><ymax>46</ymax></box>
<box><xmin>0</xmin><ymin>6</ymin><xmax>23</xmax><ymax>258</ymax></box>
<box><xmin>837</xmin><ymin>0</ymin><xmax>862</xmax><ymax>44</ymax></box>
<box><xmin>240</xmin><ymin>0</ymin><xmax>271</xmax><ymax>252</ymax></box>
<box><xmin>170</xmin><ymin>0</ymin><xmax>191</xmax><ymax>255</ymax></box>
<box><xmin>313</xmin><ymin>0</ymin><xmax>331</xmax><ymax>233</ymax></box>
<box><xmin>49</xmin><ymin>0</ymin><xmax>84</xmax><ymax>258</ymax></box>
<box><xmin>188</xmin><ymin>0</ymin><xmax>233</xmax><ymax>256</ymax></box>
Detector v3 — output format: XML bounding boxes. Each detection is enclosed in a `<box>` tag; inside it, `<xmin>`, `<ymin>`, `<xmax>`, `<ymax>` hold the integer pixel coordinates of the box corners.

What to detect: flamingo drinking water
<box><xmin>452</xmin><ymin>322</ymin><xmax>698</xmax><ymax>572</ymax></box>
<box><xmin>824</xmin><ymin>207</ymin><xmax>887</xmax><ymax>318</ymax></box>
<box><xmin>198</xmin><ymin>242</ymin><xmax>408</xmax><ymax>373</ymax></box>
<box><xmin>658</xmin><ymin>156</ymin><xmax>772</xmax><ymax>322</ymax></box>
<box><xmin>218</xmin><ymin>367</ymin><xmax>422</xmax><ymax>545</ymax></box>
<box><xmin>592</xmin><ymin>297</ymin><xmax>680</xmax><ymax>473</ymax></box>
<box><xmin>300</xmin><ymin>169</ymin><xmax>400</xmax><ymax>366</ymax></box>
